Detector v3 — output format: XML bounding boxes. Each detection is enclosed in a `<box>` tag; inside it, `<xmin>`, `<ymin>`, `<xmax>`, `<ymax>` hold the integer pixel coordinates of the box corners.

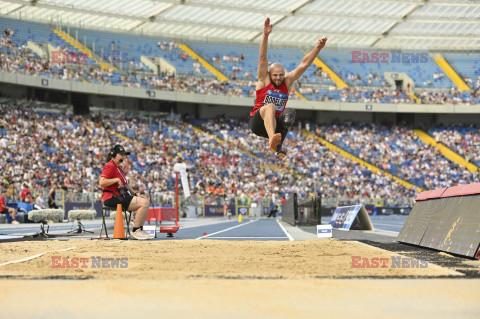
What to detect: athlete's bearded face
<box><xmin>269</xmin><ymin>67</ymin><xmax>285</xmax><ymax>87</ymax></box>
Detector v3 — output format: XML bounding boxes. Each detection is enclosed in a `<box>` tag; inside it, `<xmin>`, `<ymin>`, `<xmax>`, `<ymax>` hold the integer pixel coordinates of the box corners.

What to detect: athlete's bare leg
<box><xmin>259</xmin><ymin>103</ymin><xmax>282</xmax><ymax>151</ymax></box>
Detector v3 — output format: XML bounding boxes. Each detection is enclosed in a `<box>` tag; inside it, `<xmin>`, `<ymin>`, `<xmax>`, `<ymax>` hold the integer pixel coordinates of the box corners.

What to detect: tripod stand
<box><xmin>68</xmin><ymin>219</ymin><xmax>94</xmax><ymax>234</ymax></box>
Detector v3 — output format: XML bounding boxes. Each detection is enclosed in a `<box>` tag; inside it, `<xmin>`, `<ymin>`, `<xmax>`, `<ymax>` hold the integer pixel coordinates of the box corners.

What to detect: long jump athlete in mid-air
<box><xmin>250</xmin><ymin>17</ymin><xmax>327</xmax><ymax>157</ymax></box>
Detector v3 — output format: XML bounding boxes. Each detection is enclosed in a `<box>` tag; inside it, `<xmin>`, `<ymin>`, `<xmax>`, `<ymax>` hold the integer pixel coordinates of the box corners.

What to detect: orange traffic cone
<box><xmin>113</xmin><ymin>204</ymin><xmax>126</xmax><ymax>239</ymax></box>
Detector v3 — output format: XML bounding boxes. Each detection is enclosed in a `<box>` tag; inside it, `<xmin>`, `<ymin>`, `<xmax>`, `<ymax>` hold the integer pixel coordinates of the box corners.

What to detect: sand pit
<box><xmin>0</xmin><ymin>239</ymin><xmax>465</xmax><ymax>279</ymax></box>
<box><xmin>0</xmin><ymin>279</ymin><xmax>480</xmax><ymax>319</ymax></box>
<box><xmin>1</xmin><ymin>239</ymin><xmax>479</xmax><ymax>318</ymax></box>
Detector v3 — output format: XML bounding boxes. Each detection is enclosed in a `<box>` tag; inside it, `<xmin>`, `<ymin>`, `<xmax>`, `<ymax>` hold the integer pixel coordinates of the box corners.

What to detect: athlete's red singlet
<box><xmin>250</xmin><ymin>81</ymin><xmax>289</xmax><ymax>117</ymax></box>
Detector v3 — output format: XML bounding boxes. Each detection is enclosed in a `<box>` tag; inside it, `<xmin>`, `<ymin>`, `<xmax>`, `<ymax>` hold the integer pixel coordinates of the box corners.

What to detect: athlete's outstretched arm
<box><xmin>285</xmin><ymin>37</ymin><xmax>327</xmax><ymax>89</ymax></box>
<box><xmin>257</xmin><ymin>18</ymin><xmax>272</xmax><ymax>82</ymax></box>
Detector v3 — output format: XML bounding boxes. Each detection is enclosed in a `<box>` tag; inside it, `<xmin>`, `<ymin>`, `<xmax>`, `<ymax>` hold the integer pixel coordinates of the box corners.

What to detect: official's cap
<box><xmin>113</xmin><ymin>144</ymin><xmax>131</xmax><ymax>156</ymax></box>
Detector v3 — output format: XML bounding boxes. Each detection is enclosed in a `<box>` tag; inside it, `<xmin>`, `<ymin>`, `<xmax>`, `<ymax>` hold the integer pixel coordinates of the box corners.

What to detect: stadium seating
<box><xmin>0</xmin><ymin>16</ymin><xmax>96</xmax><ymax>64</ymax></box>
<box><xmin>443</xmin><ymin>53</ymin><xmax>480</xmax><ymax>90</ymax></box>
<box><xmin>69</xmin><ymin>28</ymin><xmax>209</xmax><ymax>76</ymax></box>
<box><xmin>319</xmin><ymin>123</ymin><xmax>478</xmax><ymax>189</ymax></box>
<box><xmin>3</xmin><ymin>96</ymin><xmax>480</xmax><ymax>219</ymax></box>
<box><xmin>319</xmin><ymin>50</ymin><xmax>453</xmax><ymax>88</ymax></box>
<box><xmin>185</xmin><ymin>41</ymin><xmax>335</xmax><ymax>85</ymax></box>
<box><xmin>1</xmin><ymin>17</ymin><xmax>479</xmax><ymax>104</ymax></box>
<box><xmin>0</xmin><ymin>100</ymin><xmax>422</xmax><ymax>210</ymax></box>
<box><xmin>428</xmin><ymin>126</ymin><xmax>480</xmax><ymax>167</ymax></box>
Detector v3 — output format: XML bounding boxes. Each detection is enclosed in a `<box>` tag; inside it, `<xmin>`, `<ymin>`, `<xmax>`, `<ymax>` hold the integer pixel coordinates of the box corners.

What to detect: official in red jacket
<box><xmin>99</xmin><ymin>145</ymin><xmax>151</xmax><ymax>240</ymax></box>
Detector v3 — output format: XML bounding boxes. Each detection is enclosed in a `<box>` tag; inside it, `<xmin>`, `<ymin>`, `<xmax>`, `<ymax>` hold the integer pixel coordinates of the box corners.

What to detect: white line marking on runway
<box><xmin>56</xmin><ymin>247</ymin><xmax>76</xmax><ymax>252</ymax></box>
<box><xmin>374</xmin><ymin>229</ymin><xmax>400</xmax><ymax>237</ymax></box>
<box><xmin>106</xmin><ymin>240</ymin><xmax>123</xmax><ymax>244</ymax></box>
<box><xmin>0</xmin><ymin>228</ymin><xmax>39</xmax><ymax>231</ymax></box>
<box><xmin>177</xmin><ymin>219</ymin><xmax>238</xmax><ymax>229</ymax></box>
<box><xmin>276</xmin><ymin>219</ymin><xmax>294</xmax><ymax>241</ymax></box>
<box><xmin>206</xmin><ymin>237</ymin><xmax>288</xmax><ymax>239</ymax></box>
<box><xmin>0</xmin><ymin>246</ymin><xmax>77</xmax><ymax>267</ymax></box>
<box><xmin>0</xmin><ymin>253</ymin><xmax>45</xmax><ymax>267</ymax></box>
<box><xmin>195</xmin><ymin>220</ymin><xmax>257</xmax><ymax>240</ymax></box>
<box><xmin>373</xmin><ymin>222</ymin><xmax>404</xmax><ymax>227</ymax></box>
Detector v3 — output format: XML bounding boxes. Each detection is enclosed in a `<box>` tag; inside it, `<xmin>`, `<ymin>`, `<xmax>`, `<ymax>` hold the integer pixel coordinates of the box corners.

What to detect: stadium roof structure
<box><xmin>1</xmin><ymin>0</ymin><xmax>479</xmax><ymax>50</ymax></box>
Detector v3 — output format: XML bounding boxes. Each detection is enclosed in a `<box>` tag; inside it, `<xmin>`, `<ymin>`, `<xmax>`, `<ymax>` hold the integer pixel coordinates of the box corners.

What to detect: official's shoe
<box><xmin>129</xmin><ymin>229</ymin><xmax>150</xmax><ymax>240</ymax></box>
<box><xmin>142</xmin><ymin>229</ymin><xmax>155</xmax><ymax>239</ymax></box>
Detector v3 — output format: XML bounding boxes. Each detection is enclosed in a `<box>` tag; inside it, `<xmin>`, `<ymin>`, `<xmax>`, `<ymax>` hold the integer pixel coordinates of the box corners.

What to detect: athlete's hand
<box><xmin>264</xmin><ymin>18</ymin><xmax>273</xmax><ymax>36</ymax></box>
<box><xmin>316</xmin><ymin>37</ymin><xmax>328</xmax><ymax>50</ymax></box>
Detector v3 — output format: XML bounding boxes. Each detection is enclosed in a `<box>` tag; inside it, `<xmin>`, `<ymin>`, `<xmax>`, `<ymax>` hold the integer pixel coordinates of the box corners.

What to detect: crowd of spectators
<box><xmin>157</xmin><ymin>40</ymin><xmax>178</xmax><ymax>51</ymax></box>
<box><xmin>418</xmin><ymin>88</ymin><xmax>480</xmax><ymax>105</ymax></box>
<box><xmin>0</xmin><ymin>100</ymin><xmax>295</xmax><ymax>213</ymax></box>
<box><xmin>317</xmin><ymin>122</ymin><xmax>478</xmax><ymax>189</ymax></box>
<box><xmin>0</xmin><ymin>102</ymin><xmax>191</xmax><ymax>211</ymax></box>
<box><xmin>0</xmin><ymin>37</ymin><xmax>480</xmax><ymax>104</ymax></box>
<box><xmin>346</xmin><ymin>72</ymin><xmax>386</xmax><ymax>86</ymax></box>
<box><xmin>1</xmin><ymin>99</ymin><xmax>428</xmax><ymax>219</ymax></box>
<box><xmin>3</xmin><ymin>98</ymin><xmax>480</xmax><ymax>224</ymax></box>
<box><xmin>312</xmin><ymin>67</ymin><xmax>331</xmax><ymax>83</ymax></box>
<box><xmin>0</xmin><ymin>55</ymin><xmax>477</xmax><ymax>104</ymax></box>
<box><xmin>298</xmin><ymin>86</ymin><xmax>415</xmax><ymax>104</ymax></box>
<box><xmin>191</xmin><ymin>118</ymin><xmax>418</xmax><ymax>207</ymax></box>
<box><xmin>337</xmin><ymin>87</ymin><xmax>414</xmax><ymax>104</ymax></box>
<box><xmin>296</xmin><ymin>85</ymin><xmax>480</xmax><ymax>105</ymax></box>
<box><xmin>429</xmin><ymin>126</ymin><xmax>480</xmax><ymax>166</ymax></box>
<box><xmin>2</xmin><ymin>22</ymin><xmax>480</xmax><ymax>105</ymax></box>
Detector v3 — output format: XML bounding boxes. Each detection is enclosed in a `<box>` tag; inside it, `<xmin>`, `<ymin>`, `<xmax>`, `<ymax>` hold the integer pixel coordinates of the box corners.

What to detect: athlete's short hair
<box><xmin>268</xmin><ymin>63</ymin><xmax>286</xmax><ymax>73</ymax></box>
